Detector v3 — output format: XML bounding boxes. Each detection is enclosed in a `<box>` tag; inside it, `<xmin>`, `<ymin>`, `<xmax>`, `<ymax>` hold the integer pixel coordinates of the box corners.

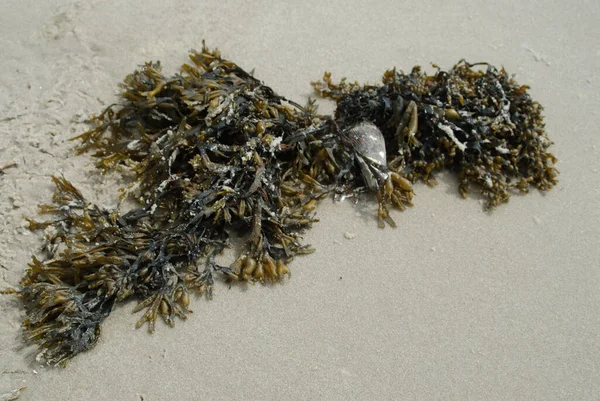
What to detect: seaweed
<box><xmin>313</xmin><ymin>61</ymin><xmax>558</xmax><ymax>207</ymax></box>
<box><xmin>14</xmin><ymin>44</ymin><xmax>557</xmax><ymax>365</ymax></box>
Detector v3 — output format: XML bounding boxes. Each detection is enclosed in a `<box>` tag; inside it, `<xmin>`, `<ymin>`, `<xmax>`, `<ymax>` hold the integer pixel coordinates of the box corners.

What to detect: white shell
<box><xmin>344</xmin><ymin>121</ymin><xmax>387</xmax><ymax>167</ymax></box>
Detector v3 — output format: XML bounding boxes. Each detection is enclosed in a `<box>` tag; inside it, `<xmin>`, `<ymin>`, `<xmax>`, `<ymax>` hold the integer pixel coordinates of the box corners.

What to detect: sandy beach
<box><xmin>1</xmin><ymin>0</ymin><xmax>599</xmax><ymax>399</ymax></box>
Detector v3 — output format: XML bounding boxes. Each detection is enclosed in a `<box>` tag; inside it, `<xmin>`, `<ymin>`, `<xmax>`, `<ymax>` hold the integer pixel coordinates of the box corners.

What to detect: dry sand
<box><xmin>1</xmin><ymin>0</ymin><xmax>599</xmax><ymax>400</ymax></box>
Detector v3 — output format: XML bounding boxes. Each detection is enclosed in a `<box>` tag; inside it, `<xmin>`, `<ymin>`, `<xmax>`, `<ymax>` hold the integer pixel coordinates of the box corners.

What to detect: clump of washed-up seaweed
<box><xmin>313</xmin><ymin>61</ymin><xmax>558</xmax><ymax>210</ymax></box>
<box><xmin>15</xmin><ymin>44</ymin><xmax>557</xmax><ymax>365</ymax></box>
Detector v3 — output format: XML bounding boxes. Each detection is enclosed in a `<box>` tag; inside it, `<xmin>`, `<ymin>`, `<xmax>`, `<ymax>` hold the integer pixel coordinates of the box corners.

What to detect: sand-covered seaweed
<box><xmin>14</xmin><ymin>43</ymin><xmax>557</xmax><ymax>365</ymax></box>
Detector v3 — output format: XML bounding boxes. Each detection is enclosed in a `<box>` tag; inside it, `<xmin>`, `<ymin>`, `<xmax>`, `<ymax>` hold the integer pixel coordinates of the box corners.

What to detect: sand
<box><xmin>1</xmin><ymin>0</ymin><xmax>599</xmax><ymax>399</ymax></box>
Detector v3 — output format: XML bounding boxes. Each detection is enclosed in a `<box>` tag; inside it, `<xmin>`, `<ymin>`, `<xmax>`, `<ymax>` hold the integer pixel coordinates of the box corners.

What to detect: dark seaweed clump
<box><xmin>15</xmin><ymin>44</ymin><xmax>557</xmax><ymax>365</ymax></box>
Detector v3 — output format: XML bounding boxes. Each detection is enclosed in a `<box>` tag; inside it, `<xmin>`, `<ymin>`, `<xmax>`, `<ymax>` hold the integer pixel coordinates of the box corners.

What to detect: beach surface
<box><xmin>1</xmin><ymin>0</ymin><xmax>599</xmax><ymax>399</ymax></box>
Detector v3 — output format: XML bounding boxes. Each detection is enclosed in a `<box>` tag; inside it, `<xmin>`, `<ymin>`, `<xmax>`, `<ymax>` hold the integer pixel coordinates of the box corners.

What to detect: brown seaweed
<box><xmin>14</xmin><ymin>44</ymin><xmax>557</xmax><ymax>365</ymax></box>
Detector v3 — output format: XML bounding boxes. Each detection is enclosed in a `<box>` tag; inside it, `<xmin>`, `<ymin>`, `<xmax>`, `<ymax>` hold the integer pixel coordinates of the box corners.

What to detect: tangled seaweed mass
<box><xmin>15</xmin><ymin>44</ymin><xmax>558</xmax><ymax>365</ymax></box>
